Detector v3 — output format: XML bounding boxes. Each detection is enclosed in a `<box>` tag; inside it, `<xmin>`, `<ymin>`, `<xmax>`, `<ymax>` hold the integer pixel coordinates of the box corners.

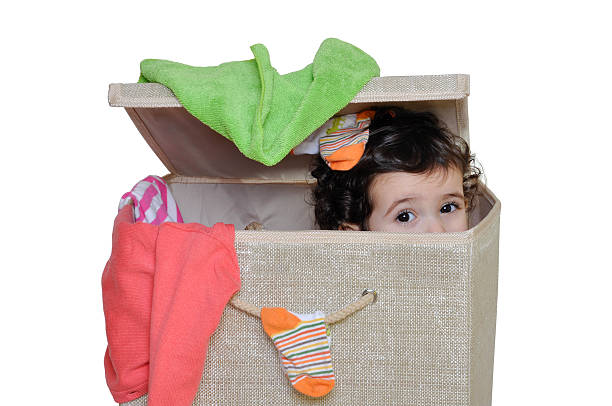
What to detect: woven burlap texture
<box><xmin>109</xmin><ymin>75</ymin><xmax>469</xmax><ymax>108</ymax></box>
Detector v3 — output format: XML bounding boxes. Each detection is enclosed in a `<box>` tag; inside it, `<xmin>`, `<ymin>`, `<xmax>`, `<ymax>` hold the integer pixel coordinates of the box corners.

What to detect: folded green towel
<box><xmin>138</xmin><ymin>38</ymin><xmax>380</xmax><ymax>166</ymax></box>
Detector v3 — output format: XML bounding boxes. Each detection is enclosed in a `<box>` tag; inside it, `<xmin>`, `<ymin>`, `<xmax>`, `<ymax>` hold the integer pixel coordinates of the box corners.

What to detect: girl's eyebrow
<box><xmin>384</xmin><ymin>192</ymin><xmax>464</xmax><ymax>217</ymax></box>
<box><xmin>384</xmin><ymin>197</ymin><xmax>415</xmax><ymax>217</ymax></box>
<box><xmin>443</xmin><ymin>192</ymin><xmax>465</xmax><ymax>200</ymax></box>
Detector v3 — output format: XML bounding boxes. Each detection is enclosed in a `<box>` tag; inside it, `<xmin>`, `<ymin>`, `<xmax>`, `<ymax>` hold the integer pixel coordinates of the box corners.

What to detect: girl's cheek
<box><xmin>451</xmin><ymin>212</ymin><xmax>469</xmax><ymax>232</ymax></box>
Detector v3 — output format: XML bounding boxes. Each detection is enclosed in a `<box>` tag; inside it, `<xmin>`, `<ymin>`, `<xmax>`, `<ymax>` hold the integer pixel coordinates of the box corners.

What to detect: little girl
<box><xmin>310</xmin><ymin>107</ymin><xmax>482</xmax><ymax>232</ymax></box>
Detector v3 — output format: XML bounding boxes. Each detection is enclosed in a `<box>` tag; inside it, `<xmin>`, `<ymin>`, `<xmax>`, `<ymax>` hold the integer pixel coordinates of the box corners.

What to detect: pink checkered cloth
<box><xmin>119</xmin><ymin>175</ymin><xmax>184</xmax><ymax>224</ymax></box>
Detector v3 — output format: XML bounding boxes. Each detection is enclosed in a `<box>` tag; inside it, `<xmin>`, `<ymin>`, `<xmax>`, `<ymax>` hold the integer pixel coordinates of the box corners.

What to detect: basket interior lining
<box><xmin>130</xmin><ymin>99</ymin><xmax>464</xmax><ymax>179</ymax></box>
<box><xmin>168</xmin><ymin>180</ymin><xmax>494</xmax><ymax>231</ymax></box>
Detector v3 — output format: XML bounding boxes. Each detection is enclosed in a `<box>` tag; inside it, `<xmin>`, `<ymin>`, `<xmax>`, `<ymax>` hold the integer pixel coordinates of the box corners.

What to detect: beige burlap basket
<box><xmin>108</xmin><ymin>74</ymin><xmax>500</xmax><ymax>406</ymax></box>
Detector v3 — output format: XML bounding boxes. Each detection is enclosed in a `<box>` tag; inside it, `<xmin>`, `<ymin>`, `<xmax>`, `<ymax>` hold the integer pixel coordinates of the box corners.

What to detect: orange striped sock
<box><xmin>261</xmin><ymin>308</ymin><xmax>335</xmax><ymax>397</ymax></box>
<box><xmin>319</xmin><ymin>109</ymin><xmax>375</xmax><ymax>171</ymax></box>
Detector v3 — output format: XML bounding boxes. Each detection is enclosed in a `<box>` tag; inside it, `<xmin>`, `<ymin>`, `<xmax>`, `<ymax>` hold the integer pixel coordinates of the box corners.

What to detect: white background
<box><xmin>2</xmin><ymin>1</ymin><xmax>611</xmax><ymax>405</ymax></box>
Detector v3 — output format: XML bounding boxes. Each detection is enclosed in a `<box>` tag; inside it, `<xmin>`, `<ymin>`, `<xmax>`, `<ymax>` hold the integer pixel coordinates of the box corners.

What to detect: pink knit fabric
<box><xmin>119</xmin><ymin>175</ymin><xmax>184</xmax><ymax>225</ymax></box>
<box><xmin>102</xmin><ymin>205</ymin><xmax>240</xmax><ymax>405</ymax></box>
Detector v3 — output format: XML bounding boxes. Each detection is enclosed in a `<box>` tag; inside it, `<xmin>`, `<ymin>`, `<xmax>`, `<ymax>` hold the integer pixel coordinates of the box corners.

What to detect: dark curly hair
<box><xmin>310</xmin><ymin>107</ymin><xmax>483</xmax><ymax>230</ymax></box>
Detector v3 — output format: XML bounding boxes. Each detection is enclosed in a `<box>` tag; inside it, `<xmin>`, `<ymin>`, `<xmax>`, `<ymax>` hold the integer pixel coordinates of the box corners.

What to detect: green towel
<box><xmin>138</xmin><ymin>38</ymin><xmax>380</xmax><ymax>166</ymax></box>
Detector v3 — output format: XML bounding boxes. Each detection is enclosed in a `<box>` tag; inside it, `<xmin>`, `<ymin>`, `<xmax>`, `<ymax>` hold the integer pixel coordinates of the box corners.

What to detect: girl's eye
<box><xmin>396</xmin><ymin>210</ymin><xmax>415</xmax><ymax>223</ymax></box>
<box><xmin>441</xmin><ymin>202</ymin><xmax>459</xmax><ymax>214</ymax></box>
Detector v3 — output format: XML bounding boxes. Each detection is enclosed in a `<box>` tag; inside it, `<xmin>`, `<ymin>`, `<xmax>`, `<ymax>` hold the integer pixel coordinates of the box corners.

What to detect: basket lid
<box><xmin>108</xmin><ymin>74</ymin><xmax>470</xmax><ymax>180</ymax></box>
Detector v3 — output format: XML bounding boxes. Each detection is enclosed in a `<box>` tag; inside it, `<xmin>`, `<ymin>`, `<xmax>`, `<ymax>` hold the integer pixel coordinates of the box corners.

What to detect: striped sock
<box><xmin>261</xmin><ymin>308</ymin><xmax>335</xmax><ymax>397</ymax></box>
<box><xmin>319</xmin><ymin>109</ymin><xmax>375</xmax><ymax>171</ymax></box>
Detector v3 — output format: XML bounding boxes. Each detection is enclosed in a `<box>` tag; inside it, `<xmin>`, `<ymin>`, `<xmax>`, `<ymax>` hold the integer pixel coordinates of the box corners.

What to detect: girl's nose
<box><xmin>425</xmin><ymin>218</ymin><xmax>445</xmax><ymax>233</ymax></box>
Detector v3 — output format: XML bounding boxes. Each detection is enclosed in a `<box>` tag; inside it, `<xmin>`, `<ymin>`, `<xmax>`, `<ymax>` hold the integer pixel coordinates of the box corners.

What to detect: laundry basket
<box><xmin>108</xmin><ymin>74</ymin><xmax>501</xmax><ymax>406</ymax></box>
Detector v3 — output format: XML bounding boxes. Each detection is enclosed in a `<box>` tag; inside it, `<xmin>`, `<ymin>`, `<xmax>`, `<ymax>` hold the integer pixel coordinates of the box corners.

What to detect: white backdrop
<box><xmin>2</xmin><ymin>1</ymin><xmax>611</xmax><ymax>405</ymax></box>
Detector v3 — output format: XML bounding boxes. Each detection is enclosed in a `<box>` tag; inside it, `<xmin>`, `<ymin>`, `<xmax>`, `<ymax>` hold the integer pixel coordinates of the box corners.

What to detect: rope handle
<box><xmin>229</xmin><ymin>289</ymin><xmax>377</xmax><ymax>325</ymax></box>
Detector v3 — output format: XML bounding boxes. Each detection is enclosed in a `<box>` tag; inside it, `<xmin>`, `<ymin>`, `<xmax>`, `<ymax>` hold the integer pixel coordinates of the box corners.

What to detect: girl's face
<box><xmin>344</xmin><ymin>167</ymin><xmax>468</xmax><ymax>233</ymax></box>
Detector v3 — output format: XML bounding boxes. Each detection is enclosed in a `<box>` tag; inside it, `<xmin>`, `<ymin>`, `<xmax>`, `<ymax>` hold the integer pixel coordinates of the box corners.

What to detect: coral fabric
<box><xmin>102</xmin><ymin>205</ymin><xmax>241</xmax><ymax>405</ymax></box>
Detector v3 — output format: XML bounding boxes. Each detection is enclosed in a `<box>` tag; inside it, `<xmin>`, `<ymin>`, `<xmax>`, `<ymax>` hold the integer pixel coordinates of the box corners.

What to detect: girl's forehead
<box><xmin>369</xmin><ymin>168</ymin><xmax>464</xmax><ymax>202</ymax></box>
<box><xmin>372</xmin><ymin>168</ymin><xmax>461</xmax><ymax>188</ymax></box>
